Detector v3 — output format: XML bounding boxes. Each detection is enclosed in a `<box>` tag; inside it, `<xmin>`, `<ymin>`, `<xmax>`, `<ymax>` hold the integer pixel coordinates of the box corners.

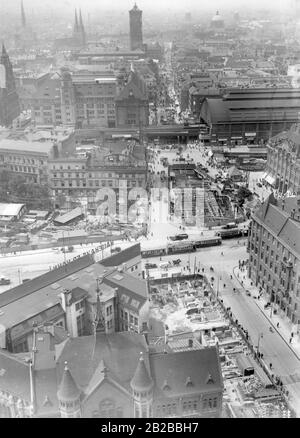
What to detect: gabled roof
<box><xmin>254</xmin><ymin>195</ymin><xmax>300</xmax><ymax>255</ymax></box>
<box><xmin>0</xmin><ymin>349</ymin><xmax>31</xmax><ymax>401</ymax></box>
<box><xmin>57</xmin><ymin>332</ymin><xmax>148</xmax><ymax>394</ymax></box>
<box><xmin>100</xmin><ymin>243</ymin><xmax>140</xmax><ymax>267</ymax></box>
<box><xmin>149</xmin><ymin>347</ymin><xmax>223</xmax><ymax>397</ymax></box>
<box><xmin>0</xmin><ymin>254</ymin><xmax>94</xmax><ymax>308</ymax></box>
<box><xmin>116</xmin><ymin>70</ymin><xmax>147</xmax><ymax>101</ymax></box>
<box><xmin>116</xmin><ymin>81</ymin><xmax>147</xmax><ymax>101</ymax></box>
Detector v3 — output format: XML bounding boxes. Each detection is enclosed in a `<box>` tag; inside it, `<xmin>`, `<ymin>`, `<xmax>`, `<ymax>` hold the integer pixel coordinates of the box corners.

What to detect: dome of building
<box><xmin>211</xmin><ymin>11</ymin><xmax>224</xmax><ymax>26</ymax></box>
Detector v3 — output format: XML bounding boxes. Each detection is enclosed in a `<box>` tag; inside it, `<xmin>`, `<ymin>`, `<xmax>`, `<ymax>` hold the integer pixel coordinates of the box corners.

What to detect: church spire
<box><xmin>74</xmin><ymin>9</ymin><xmax>79</xmax><ymax>32</ymax></box>
<box><xmin>21</xmin><ymin>0</ymin><xmax>26</xmax><ymax>28</ymax></box>
<box><xmin>79</xmin><ymin>9</ymin><xmax>84</xmax><ymax>30</ymax></box>
<box><xmin>1</xmin><ymin>43</ymin><xmax>9</xmax><ymax>64</ymax></box>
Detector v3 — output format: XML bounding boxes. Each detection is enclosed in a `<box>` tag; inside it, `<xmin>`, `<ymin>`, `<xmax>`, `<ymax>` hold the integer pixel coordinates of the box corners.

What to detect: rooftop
<box><xmin>0</xmin><ymin>203</ymin><xmax>25</xmax><ymax>217</ymax></box>
<box><xmin>0</xmin><ymin>139</ymin><xmax>53</xmax><ymax>155</ymax></box>
<box><xmin>149</xmin><ymin>347</ymin><xmax>223</xmax><ymax>397</ymax></box>
<box><xmin>254</xmin><ymin>194</ymin><xmax>300</xmax><ymax>256</ymax></box>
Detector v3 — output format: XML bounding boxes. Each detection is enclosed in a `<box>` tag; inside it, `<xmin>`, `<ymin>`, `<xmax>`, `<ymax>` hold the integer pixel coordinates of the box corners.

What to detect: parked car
<box><xmin>0</xmin><ymin>277</ymin><xmax>10</xmax><ymax>285</ymax></box>
<box><xmin>145</xmin><ymin>263</ymin><xmax>157</xmax><ymax>270</ymax></box>
<box><xmin>111</xmin><ymin>247</ymin><xmax>121</xmax><ymax>254</ymax></box>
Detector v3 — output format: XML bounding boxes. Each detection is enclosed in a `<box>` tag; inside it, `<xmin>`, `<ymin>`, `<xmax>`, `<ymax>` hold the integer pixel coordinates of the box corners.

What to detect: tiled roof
<box><xmin>54</xmin><ymin>207</ymin><xmax>84</xmax><ymax>225</ymax></box>
<box><xmin>57</xmin><ymin>363</ymin><xmax>81</xmax><ymax>402</ymax></box>
<box><xmin>149</xmin><ymin>347</ymin><xmax>223</xmax><ymax>397</ymax></box>
<box><xmin>57</xmin><ymin>332</ymin><xmax>149</xmax><ymax>393</ymax></box>
<box><xmin>0</xmin><ymin>350</ymin><xmax>31</xmax><ymax>401</ymax></box>
<box><xmin>100</xmin><ymin>243</ymin><xmax>141</xmax><ymax>267</ymax></box>
<box><xmin>254</xmin><ymin>195</ymin><xmax>300</xmax><ymax>255</ymax></box>
<box><xmin>130</xmin><ymin>354</ymin><xmax>153</xmax><ymax>390</ymax></box>
<box><xmin>69</xmin><ymin>287</ymin><xmax>89</xmax><ymax>305</ymax></box>
<box><xmin>0</xmin><ymin>254</ymin><xmax>94</xmax><ymax>308</ymax></box>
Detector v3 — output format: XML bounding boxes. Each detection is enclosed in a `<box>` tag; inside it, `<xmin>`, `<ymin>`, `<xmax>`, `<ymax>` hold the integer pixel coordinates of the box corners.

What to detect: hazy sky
<box><xmin>0</xmin><ymin>0</ymin><xmax>294</xmax><ymax>13</ymax></box>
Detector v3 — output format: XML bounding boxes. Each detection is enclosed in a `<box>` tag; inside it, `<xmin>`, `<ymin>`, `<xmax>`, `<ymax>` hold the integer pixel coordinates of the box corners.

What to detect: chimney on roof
<box><xmin>60</xmin><ymin>288</ymin><xmax>72</xmax><ymax>310</ymax></box>
<box><xmin>43</xmin><ymin>322</ymin><xmax>55</xmax><ymax>337</ymax></box>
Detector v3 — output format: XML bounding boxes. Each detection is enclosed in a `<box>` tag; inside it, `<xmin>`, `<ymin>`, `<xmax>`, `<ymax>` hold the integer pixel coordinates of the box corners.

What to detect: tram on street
<box><xmin>141</xmin><ymin>236</ymin><xmax>222</xmax><ymax>258</ymax></box>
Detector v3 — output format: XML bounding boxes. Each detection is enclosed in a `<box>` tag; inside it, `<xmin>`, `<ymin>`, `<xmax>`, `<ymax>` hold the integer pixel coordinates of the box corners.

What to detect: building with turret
<box><xmin>129</xmin><ymin>3</ymin><xmax>143</xmax><ymax>51</ymax></box>
<box><xmin>0</xmin><ymin>45</ymin><xmax>20</xmax><ymax>127</ymax></box>
<box><xmin>0</xmin><ymin>328</ymin><xmax>223</xmax><ymax>418</ymax></box>
<box><xmin>115</xmin><ymin>69</ymin><xmax>149</xmax><ymax>128</ymax></box>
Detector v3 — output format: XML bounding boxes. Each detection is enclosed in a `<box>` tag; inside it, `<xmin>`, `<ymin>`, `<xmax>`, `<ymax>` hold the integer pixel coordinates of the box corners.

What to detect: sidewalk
<box><xmin>232</xmin><ymin>266</ymin><xmax>300</xmax><ymax>361</ymax></box>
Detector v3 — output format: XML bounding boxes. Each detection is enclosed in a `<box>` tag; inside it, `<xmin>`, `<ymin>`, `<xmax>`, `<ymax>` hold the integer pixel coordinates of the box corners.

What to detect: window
<box><xmin>75</xmin><ymin>301</ymin><xmax>84</xmax><ymax>311</ymax></box>
<box><xmin>97</xmin><ymin>399</ymin><xmax>123</xmax><ymax>418</ymax></box>
<box><xmin>76</xmin><ymin>314</ymin><xmax>85</xmax><ymax>336</ymax></box>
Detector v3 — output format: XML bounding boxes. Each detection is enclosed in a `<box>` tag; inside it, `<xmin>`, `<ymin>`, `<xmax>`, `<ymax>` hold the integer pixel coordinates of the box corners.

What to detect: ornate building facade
<box><xmin>264</xmin><ymin>124</ymin><xmax>300</xmax><ymax>195</ymax></box>
<box><xmin>248</xmin><ymin>194</ymin><xmax>300</xmax><ymax>329</ymax></box>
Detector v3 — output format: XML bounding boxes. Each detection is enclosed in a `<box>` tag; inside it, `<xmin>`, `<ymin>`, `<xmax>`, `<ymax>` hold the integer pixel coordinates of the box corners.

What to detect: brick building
<box><xmin>248</xmin><ymin>194</ymin><xmax>300</xmax><ymax>330</ymax></box>
<box><xmin>115</xmin><ymin>70</ymin><xmax>149</xmax><ymax>128</ymax></box>
<box><xmin>264</xmin><ymin>124</ymin><xmax>300</xmax><ymax>195</ymax></box>
<box><xmin>0</xmin><ymin>330</ymin><xmax>223</xmax><ymax>418</ymax></box>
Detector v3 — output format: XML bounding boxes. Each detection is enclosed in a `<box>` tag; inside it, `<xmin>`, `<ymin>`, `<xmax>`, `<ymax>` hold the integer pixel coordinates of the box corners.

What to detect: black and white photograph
<box><xmin>0</xmin><ymin>0</ymin><xmax>299</xmax><ymax>421</ymax></box>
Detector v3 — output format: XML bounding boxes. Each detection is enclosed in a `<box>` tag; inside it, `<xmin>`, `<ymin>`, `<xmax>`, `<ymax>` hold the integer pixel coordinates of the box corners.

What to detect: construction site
<box><xmin>148</xmin><ymin>274</ymin><xmax>294</xmax><ymax>418</ymax></box>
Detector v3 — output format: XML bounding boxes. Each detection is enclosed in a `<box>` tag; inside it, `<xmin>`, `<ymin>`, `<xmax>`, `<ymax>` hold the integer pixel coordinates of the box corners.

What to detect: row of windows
<box><xmin>7</xmin><ymin>165</ymin><xmax>39</xmax><ymax>174</ymax></box>
<box><xmin>54</xmin><ymin>172</ymin><xmax>117</xmax><ymax>178</ymax></box>
<box><xmin>120</xmin><ymin>309</ymin><xmax>139</xmax><ymax>326</ymax></box>
<box><xmin>0</xmin><ymin>156</ymin><xmax>44</xmax><ymax>165</ymax></box>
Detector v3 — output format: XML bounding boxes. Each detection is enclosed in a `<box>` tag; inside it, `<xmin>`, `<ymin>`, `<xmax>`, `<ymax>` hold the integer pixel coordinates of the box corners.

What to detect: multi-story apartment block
<box><xmin>72</xmin><ymin>74</ymin><xmax>118</xmax><ymax>128</ymax></box>
<box><xmin>48</xmin><ymin>143</ymin><xmax>147</xmax><ymax>211</ymax></box>
<box><xmin>264</xmin><ymin>124</ymin><xmax>300</xmax><ymax>195</ymax></box>
<box><xmin>0</xmin><ymin>139</ymin><xmax>53</xmax><ymax>184</ymax></box>
<box><xmin>0</xmin><ymin>129</ymin><xmax>76</xmax><ymax>184</ymax></box>
<box><xmin>248</xmin><ymin>194</ymin><xmax>300</xmax><ymax>330</ymax></box>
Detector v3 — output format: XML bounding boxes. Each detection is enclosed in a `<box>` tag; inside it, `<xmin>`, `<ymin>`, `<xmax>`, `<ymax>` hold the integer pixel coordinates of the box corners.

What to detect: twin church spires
<box><xmin>73</xmin><ymin>9</ymin><xmax>86</xmax><ymax>46</ymax></box>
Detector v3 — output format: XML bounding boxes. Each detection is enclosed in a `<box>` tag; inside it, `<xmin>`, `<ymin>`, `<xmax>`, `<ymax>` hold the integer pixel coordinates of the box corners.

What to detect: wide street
<box><xmin>142</xmin><ymin>238</ymin><xmax>300</xmax><ymax>416</ymax></box>
<box><xmin>0</xmin><ymin>241</ymin><xmax>132</xmax><ymax>293</ymax></box>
